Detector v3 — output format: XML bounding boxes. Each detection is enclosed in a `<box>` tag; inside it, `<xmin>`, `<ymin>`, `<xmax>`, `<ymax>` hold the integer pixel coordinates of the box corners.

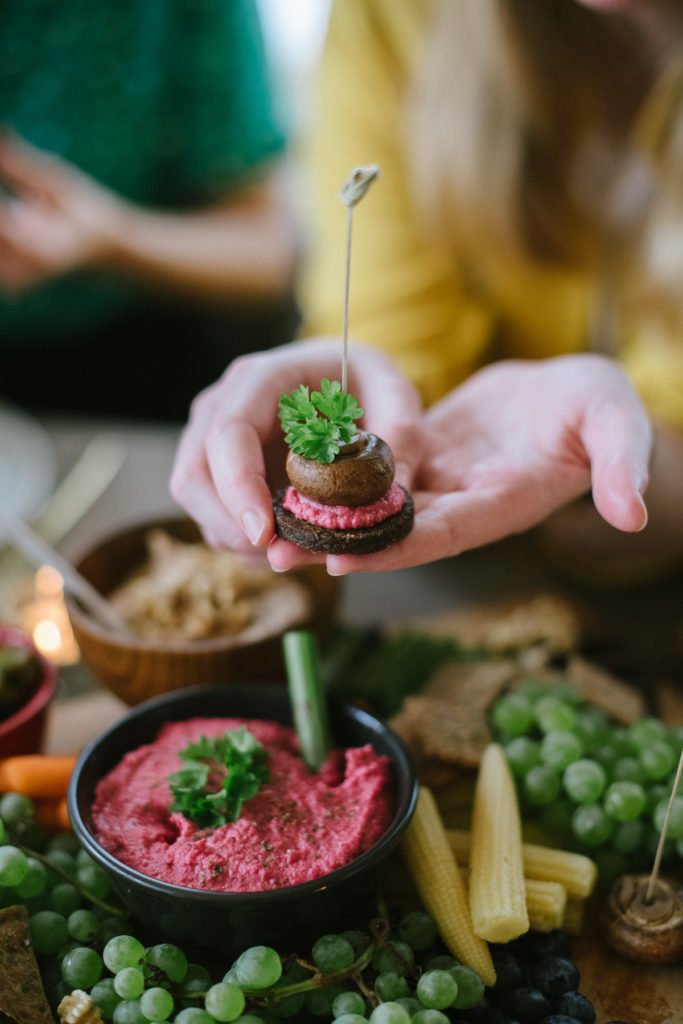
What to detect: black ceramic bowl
<box><xmin>68</xmin><ymin>682</ymin><xmax>418</xmax><ymax>955</ymax></box>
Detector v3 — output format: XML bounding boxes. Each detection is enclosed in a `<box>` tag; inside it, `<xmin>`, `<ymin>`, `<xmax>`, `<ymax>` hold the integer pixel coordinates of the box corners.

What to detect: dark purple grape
<box><xmin>502</xmin><ymin>987</ymin><xmax>553</xmax><ymax>1022</ymax></box>
<box><xmin>539</xmin><ymin>1017</ymin><xmax>582</xmax><ymax>1024</ymax></box>
<box><xmin>531</xmin><ymin>956</ymin><xmax>580</xmax><ymax>998</ymax></box>
<box><xmin>527</xmin><ymin>931</ymin><xmax>573</xmax><ymax>960</ymax></box>
<box><xmin>492</xmin><ymin>949</ymin><xmax>526</xmax><ymax>991</ymax></box>
<box><xmin>455</xmin><ymin>996</ymin><xmax>495</xmax><ymax>1022</ymax></box>
<box><xmin>555</xmin><ymin>991</ymin><xmax>596</xmax><ymax>1024</ymax></box>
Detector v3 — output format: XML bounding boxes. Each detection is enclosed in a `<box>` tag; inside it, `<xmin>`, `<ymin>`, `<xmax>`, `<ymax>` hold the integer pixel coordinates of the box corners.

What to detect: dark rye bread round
<box><xmin>273</xmin><ymin>486</ymin><xmax>414</xmax><ymax>555</ymax></box>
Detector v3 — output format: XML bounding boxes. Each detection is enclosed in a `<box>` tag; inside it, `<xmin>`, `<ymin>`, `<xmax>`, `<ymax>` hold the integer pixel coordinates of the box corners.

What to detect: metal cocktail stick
<box><xmin>646</xmin><ymin>744</ymin><xmax>683</xmax><ymax>904</ymax></box>
<box><xmin>339</xmin><ymin>164</ymin><xmax>380</xmax><ymax>392</ymax></box>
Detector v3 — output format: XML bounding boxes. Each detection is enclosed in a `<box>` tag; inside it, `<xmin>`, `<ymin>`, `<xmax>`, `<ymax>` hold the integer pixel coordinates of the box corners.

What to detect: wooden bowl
<box><xmin>65</xmin><ymin>517</ymin><xmax>340</xmax><ymax>706</ymax></box>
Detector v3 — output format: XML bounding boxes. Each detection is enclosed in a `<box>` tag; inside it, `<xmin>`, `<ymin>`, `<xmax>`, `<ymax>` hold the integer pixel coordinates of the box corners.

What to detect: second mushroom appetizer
<box><xmin>273</xmin><ymin>379</ymin><xmax>415</xmax><ymax>554</ymax></box>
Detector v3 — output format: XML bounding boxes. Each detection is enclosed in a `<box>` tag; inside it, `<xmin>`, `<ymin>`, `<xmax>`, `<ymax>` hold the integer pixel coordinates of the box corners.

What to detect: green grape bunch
<box><xmin>492</xmin><ymin>682</ymin><xmax>683</xmax><ymax>879</ymax></box>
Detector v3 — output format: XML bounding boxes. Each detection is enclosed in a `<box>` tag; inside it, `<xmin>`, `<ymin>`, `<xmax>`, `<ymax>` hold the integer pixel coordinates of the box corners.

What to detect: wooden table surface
<box><xmin>34</xmin><ymin>414</ymin><xmax>683</xmax><ymax>1023</ymax></box>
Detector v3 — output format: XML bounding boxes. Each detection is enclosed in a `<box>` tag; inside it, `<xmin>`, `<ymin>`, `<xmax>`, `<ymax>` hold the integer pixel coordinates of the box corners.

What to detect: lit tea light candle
<box><xmin>19</xmin><ymin>565</ymin><xmax>80</xmax><ymax>666</ymax></box>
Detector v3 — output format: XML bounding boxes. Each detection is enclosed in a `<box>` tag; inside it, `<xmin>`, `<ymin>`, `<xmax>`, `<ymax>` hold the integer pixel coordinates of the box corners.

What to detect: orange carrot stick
<box><xmin>0</xmin><ymin>754</ymin><xmax>77</xmax><ymax>798</ymax></box>
<box><xmin>34</xmin><ymin>797</ymin><xmax>72</xmax><ymax>832</ymax></box>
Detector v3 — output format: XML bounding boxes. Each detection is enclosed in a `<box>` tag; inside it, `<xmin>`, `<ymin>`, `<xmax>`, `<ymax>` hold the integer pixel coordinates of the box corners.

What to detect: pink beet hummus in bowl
<box><xmin>68</xmin><ymin>682</ymin><xmax>417</xmax><ymax>954</ymax></box>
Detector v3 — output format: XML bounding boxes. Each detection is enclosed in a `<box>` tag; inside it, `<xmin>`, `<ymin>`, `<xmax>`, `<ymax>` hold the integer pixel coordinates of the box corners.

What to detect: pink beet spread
<box><xmin>283</xmin><ymin>482</ymin><xmax>405</xmax><ymax>530</ymax></box>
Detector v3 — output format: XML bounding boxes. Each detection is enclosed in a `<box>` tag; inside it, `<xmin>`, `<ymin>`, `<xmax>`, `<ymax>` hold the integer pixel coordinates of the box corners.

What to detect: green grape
<box><xmin>448</xmin><ymin>965</ymin><xmax>484</xmax><ymax>1009</ymax></box>
<box><xmin>613</xmin><ymin>757</ymin><xmax>645</xmax><ymax>785</ymax></box>
<box><xmin>593</xmin><ymin>744</ymin><xmax>620</xmax><ymax>772</ymax></box>
<box><xmin>68</xmin><ymin>908</ymin><xmax>100</xmax><ymax>942</ymax></box>
<box><xmin>371</xmin><ymin>940</ymin><xmax>414</xmax><ymax>977</ymax></box>
<box><xmin>333</xmin><ymin>1016</ymin><xmax>368</xmax><ymax>1024</ymax></box>
<box><xmin>115</xmin><ymin>966</ymin><xmax>145</xmax><ymax>999</ymax></box>
<box><xmin>611</xmin><ymin>818</ymin><xmax>646</xmax><ymax>855</ymax></box>
<box><xmin>61</xmin><ymin>946</ymin><xmax>103</xmax><ymax>988</ymax></box>
<box><xmin>91</xmin><ymin>978</ymin><xmax>123</xmax><ymax>1017</ymax></box>
<box><xmin>375</xmin><ymin>971</ymin><xmax>409</xmax><ymax>1002</ymax></box>
<box><xmin>0</xmin><ymin>793</ymin><xmax>34</xmax><ymax>826</ymax></box>
<box><xmin>415</xmin><ymin>970</ymin><xmax>458</xmax><ymax>1010</ymax></box>
<box><xmin>640</xmin><ymin>741</ymin><xmax>675</xmax><ymax>781</ymax></box>
<box><xmin>646</xmin><ymin>783</ymin><xmax>670</xmax><ymax>813</ymax></box>
<box><xmin>505</xmin><ymin>737</ymin><xmax>542</xmax><ymax>778</ymax></box>
<box><xmin>46</xmin><ymin>832</ymin><xmax>80</xmax><ymax>855</ymax></box>
<box><xmin>604</xmin><ymin>781</ymin><xmax>646</xmax><ymax>822</ymax></box>
<box><xmin>676</xmin><ymin>838</ymin><xmax>683</xmax><ymax>859</ymax></box>
<box><xmin>523</xmin><ymin>765</ymin><xmax>562</xmax><ymax>807</ymax></box>
<box><xmin>234</xmin><ymin>945</ymin><xmax>282</xmax><ymax>989</ymax></box>
<box><xmin>100</xmin><ymin>915</ymin><xmax>129</xmax><ymax>944</ymax></box>
<box><xmin>339</xmin><ymin>930</ymin><xmax>371</xmax><ymax>953</ymax></box>
<box><xmin>174</xmin><ymin>1010</ymin><xmax>216</xmax><ymax>1024</ymax></box>
<box><xmin>0</xmin><ymin>845</ymin><xmax>28</xmax><ymax>887</ymax></box>
<box><xmin>491</xmin><ymin>694</ymin><xmax>535</xmax><ymax>737</ymax></box>
<box><xmin>50</xmin><ymin>882</ymin><xmax>82</xmax><ymax>915</ymax></box>
<box><xmin>535</xmin><ymin>696</ymin><xmax>577</xmax><ymax>734</ymax></box>
<box><xmin>112</xmin><ymin>1001</ymin><xmax>149</xmax><ymax>1024</ymax></box>
<box><xmin>411</xmin><ymin>1013</ymin><xmax>450</xmax><ymax>1024</ymax></box>
<box><xmin>44</xmin><ymin>849</ymin><xmax>77</xmax><ymax>883</ymax></box>
<box><xmin>572</xmin><ymin>803</ymin><xmax>613</xmax><ymax>847</ymax></box>
<box><xmin>0</xmin><ymin>819</ymin><xmax>6</xmax><ymax>845</ymax></box>
<box><xmin>76</xmin><ymin>863</ymin><xmax>111</xmax><ymax>899</ymax></box>
<box><xmin>305</xmin><ymin>984</ymin><xmax>345</xmax><ymax>1016</ymax></box>
<box><xmin>541</xmin><ymin>731</ymin><xmax>584</xmax><ymax>772</ymax></box>
<box><xmin>76</xmin><ymin>849</ymin><xmax>96</xmax><ymax>867</ymax></box>
<box><xmin>628</xmin><ymin>717</ymin><xmax>667</xmax><ymax>749</ymax></box>
<box><xmin>311</xmin><ymin>934</ymin><xmax>355</xmax><ymax>973</ymax></box>
<box><xmin>231</xmin><ymin>1018</ymin><xmax>267</xmax><ymax>1024</ymax></box>
<box><xmin>146</xmin><ymin>942</ymin><xmax>188</xmax><ymax>983</ymax></box>
<box><xmin>332</xmin><ymin>991</ymin><xmax>367</xmax><ymax>1018</ymax></box>
<box><xmin>140</xmin><ymin>986</ymin><xmax>175</xmax><ymax>1021</ymax></box>
<box><xmin>395</xmin><ymin>998</ymin><xmax>421</xmax><ymax>1016</ymax></box>
<box><xmin>654</xmin><ymin>796</ymin><xmax>683</xmax><ymax>840</ymax></box>
<box><xmin>562</xmin><ymin>759</ymin><xmax>607</xmax><ymax>804</ymax></box>
<box><xmin>575</xmin><ymin>707</ymin><xmax>610</xmax><ymax>750</ymax></box>
<box><xmin>29</xmin><ymin>909</ymin><xmax>68</xmax><ymax>954</ymax></box>
<box><xmin>15</xmin><ymin>857</ymin><xmax>48</xmax><ymax>898</ymax></box>
<box><xmin>538</xmin><ymin>799</ymin><xmax>575</xmax><ymax>843</ymax></box>
<box><xmin>369</xmin><ymin>1003</ymin><xmax>411</xmax><ymax>1024</ymax></box>
<box><xmin>396</xmin><ymin>911</ymin><xmax>437</xmax><ymax>952</ymax></box>
<box><xmin>204</xmin><ymin>982</ymin><xmax>244</xmax><ymax>1022</ymax></box>
<box><xmin>425</xmin><ymin>956</ymin><xmax>456</xmax><ymax>971</ymax></box>
<box><xmin>103</xmin><ymin>935</ymin><xmax>146</xmax><ymax>973</ymax></box>
<box><xmin>182</xmin><ymin>963</ymin><xmax>213</xmax><ymax>996</ymax></box>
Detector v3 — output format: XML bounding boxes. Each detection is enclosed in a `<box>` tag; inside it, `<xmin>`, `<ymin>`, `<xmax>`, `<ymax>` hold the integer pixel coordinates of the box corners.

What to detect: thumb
<box><xmin>582</xmin><ymin>399</ymin><xmax>652</xmax><ymax>532</ymax></box>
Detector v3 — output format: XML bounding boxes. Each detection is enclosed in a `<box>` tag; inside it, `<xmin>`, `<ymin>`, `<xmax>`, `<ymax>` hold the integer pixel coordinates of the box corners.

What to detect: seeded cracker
<box><xmin>0</xmin><ymin>905</ymin><xmax>54</xmax><ymax>1024</ymax></box>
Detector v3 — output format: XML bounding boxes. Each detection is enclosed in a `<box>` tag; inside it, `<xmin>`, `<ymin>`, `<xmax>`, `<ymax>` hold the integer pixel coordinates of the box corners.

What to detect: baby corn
<box><xmin>524</xmin><ymin>879</ymin><xmax>567</xmax><ymax>932</ymax></box>
<box><xmin>470</xmin><ymin>744</ymin><xmax>529</xmax><ymax>942</ymax></box>
<box><xmin>446</xmin><ymin>829</ymin><xmax>598</xmax><ymax>899</ymax></box>
<box><xmin>402</xmin><ymin>786</ymin><xmax>496</xmax><ymax>986</ymax></box>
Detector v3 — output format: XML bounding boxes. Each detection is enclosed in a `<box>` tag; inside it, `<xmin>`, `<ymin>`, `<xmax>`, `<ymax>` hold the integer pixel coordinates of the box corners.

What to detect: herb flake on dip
<box><xmin>90</xmin><ymin>718</ymin><xmax>394</xmax><ymax>893</ymax></box>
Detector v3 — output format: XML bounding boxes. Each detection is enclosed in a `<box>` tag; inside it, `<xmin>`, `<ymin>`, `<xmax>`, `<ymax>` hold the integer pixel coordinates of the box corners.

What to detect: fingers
<box><xmin>205</xmin><ymin>420</ymin><xmax>274</xmax><ymax>547</ymax></box>
<box><xmin>267</xmin><ymin>537</ymin><xmax>327</xmax><ymax>572</ymax></box>
<box><xmin>582</xmin><ymin>395</ymin><xmax>652</xmax><ymax>533</ymax></box>
<box><xmin>0</xmin><ymin>134</ymin><xmax>66</xmax><ymax>202</ymax></box>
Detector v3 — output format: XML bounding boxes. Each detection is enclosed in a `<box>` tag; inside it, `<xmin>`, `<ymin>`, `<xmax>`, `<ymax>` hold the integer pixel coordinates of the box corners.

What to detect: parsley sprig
<box><xmin>167</xmin><ymin>727</ymin><xmax>269</xmax><ymax>829</ymax></box>
<box><xmin>278</xmin><ymin>378</ymin><xmax>364</xmax><ymax>464</ymax></box>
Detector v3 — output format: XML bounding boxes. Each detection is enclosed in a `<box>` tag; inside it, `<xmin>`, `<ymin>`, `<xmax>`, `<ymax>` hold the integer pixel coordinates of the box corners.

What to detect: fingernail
<box><xmin>271</xmin><ymin>565</ymin><xmax>288</xmax><ymax>573</ymax></box>
<box><xmin>635</xmin><ymin>495</ymin><xmax>648</xmax><ymax>532</ymax></box>
<box><xmin>327</xmin><ymin>568</ymin><xmax>347</xmax><ymax>577</ymax></box>
<box><xmin>242</xmin><ymin>509</ymin><xmax>265</xmax><ymax>545</ymax></box>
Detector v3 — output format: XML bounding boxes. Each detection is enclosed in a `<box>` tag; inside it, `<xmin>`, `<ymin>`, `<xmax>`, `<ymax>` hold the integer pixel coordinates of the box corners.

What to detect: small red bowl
<box><xmin>0</xmin><ymin>626</ymin><xmax>58</xmax><ymax>756</ymax></box>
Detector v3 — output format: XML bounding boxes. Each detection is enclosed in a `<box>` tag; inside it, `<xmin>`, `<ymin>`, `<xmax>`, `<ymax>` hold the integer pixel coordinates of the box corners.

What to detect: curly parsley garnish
<box><xmin>278</xmin><ymin>378</ymin><xmax>364</xmax><ymax>464</ymax></box>
<box><xmin>167</xmin><ymin>727</ymin><xmax>269</xmax><ymax>829</ymax></box>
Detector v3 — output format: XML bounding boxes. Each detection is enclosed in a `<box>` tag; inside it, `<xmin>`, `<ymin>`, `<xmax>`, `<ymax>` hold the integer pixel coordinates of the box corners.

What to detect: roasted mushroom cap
<box><xmin>286</xmin><ymin>432</ymin><xmax>395</xmax><ymax>506</ymax></box>
<box><xmin>602</xmin><ymin>873</ymin><xmax>683</xmax><ymax>965</ymax></box>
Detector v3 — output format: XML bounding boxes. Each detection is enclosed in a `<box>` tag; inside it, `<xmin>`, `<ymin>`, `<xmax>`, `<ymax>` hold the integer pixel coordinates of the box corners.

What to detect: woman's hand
<box><xmin>169</xmin><ymin>338</ymin><xmax>425</xmax><ymax>561</ymax></box>
<box><xmin>0</xmin><ymin>133</ymin><xmax>122</xmax><ymax>293</ymax></box>
<box><xmin>321</xmin><ymin>354</ymin><xmax>652</xmax><ymax>575</ymax></box>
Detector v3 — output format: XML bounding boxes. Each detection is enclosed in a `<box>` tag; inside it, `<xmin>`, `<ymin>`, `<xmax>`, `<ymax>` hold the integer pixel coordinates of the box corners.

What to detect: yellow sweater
<box><xmin>299</xmin><ymin>0</ymin><xmax>683</xmax><ymax>430</ymax></box>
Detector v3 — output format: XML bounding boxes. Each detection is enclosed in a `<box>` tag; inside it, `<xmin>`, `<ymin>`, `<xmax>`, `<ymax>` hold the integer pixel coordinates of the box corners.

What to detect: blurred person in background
<box><xmin>171</xmin><ymin>0</ymin><xmax>683</xmax><ymax>587</ymax></box>
<box><xmin>0</xmin><ymin>0</ymin><xmax>296</xmax><ymax>422</ymax></box>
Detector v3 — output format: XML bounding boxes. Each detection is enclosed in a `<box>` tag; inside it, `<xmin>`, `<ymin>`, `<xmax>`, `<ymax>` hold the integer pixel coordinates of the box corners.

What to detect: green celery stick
<box><xmin>283</xmin><ymin>630</ymin><xmax>331</xmax><ymax>773</ymax></box>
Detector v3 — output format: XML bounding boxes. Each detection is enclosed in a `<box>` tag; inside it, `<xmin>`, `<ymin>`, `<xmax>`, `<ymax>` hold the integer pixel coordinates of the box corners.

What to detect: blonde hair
<box><xmin>408</xmin><ymin>0</ymin><xmax>683</xmax><ymax>318</ymax></box>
